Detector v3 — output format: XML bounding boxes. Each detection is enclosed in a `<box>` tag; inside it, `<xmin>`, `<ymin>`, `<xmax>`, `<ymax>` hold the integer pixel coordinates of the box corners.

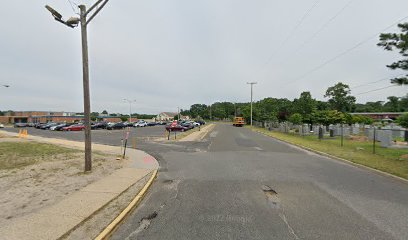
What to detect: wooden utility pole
<box><xmin>79</xmin><ymin>5</ymin><xmax>92</xmax><ymax>172</ymax></box>
<box><xmin>247</xmin><ymin>82</ymin><xmax>257</xmax><ymax>126</ymax></box>
<box><xmin>45</xmin><ymin>0</ymin><xmax>110</xmax><ymax>172</ymax></box>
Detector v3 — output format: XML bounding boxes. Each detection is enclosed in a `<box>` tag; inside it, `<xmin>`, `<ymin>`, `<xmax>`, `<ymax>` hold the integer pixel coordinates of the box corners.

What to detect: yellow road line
<box><xmin>94</xmin><ymin>169</ymin><xmax>158</xmax><ymax>240</ymax></box>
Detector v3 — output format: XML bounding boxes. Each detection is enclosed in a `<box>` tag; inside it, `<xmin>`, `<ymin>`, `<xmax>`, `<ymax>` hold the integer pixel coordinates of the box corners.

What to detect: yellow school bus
<box><xmin>233</xmin><ymin>117</ymin><xmax>245</xmax><ymax>127</ymax></box>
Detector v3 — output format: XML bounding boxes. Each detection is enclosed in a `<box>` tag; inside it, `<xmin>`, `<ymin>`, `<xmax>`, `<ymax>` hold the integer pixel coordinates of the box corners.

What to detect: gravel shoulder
<box><xmin>0</xmin><ymin>135</ymin><xmax>124</xmax><ymax>226</ymax></box>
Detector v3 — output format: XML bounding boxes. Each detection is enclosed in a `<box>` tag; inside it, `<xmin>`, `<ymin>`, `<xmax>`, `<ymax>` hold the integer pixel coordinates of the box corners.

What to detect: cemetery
<box><xmin>250</xmin><ymin>121</ymin><xmax>408</xmax><ymax>180</ymax></box>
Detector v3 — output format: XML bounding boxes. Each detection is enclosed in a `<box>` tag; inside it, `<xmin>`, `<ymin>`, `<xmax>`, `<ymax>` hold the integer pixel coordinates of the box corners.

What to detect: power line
<box><xmin>67</xmin><ymin>0</ymin><xmax>79</xmax><ymax>14</ymax></box>
<box><xmin>257</xmin><ymin>0</ymin><xmax>322</xmax><ymax>70</ymax></box>
<box><xmin>355</xmin><ymin>85</ymin><xmax>398</xmax><ymax>96</ymax></box>
<box><xmin>293</xmin><ymin>0</ymin><xmax>355</xmax><ymax>55</ymax></box>
<box><xmin>285</xmin><ymin>14</ymin><xmax>408</xmax><ymax>86</ymax></box>
<box><xmin>351</xmin><ymin>74</ymin><xmax>405</xmax><ymax>89</ymax></box>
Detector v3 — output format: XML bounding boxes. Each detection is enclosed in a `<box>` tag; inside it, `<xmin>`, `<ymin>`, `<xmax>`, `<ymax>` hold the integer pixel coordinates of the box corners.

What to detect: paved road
<box><xmin>111</xmin><ymin>123</ymin><xmax>408</xmax><ymax>240</ymax></box>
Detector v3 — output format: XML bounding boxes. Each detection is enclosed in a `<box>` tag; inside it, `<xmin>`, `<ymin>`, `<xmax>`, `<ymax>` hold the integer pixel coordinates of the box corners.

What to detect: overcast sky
<box><xmin>1</xmin><ymin>0</ymin><xmax>408</xmax><ymax>114</ymax></box>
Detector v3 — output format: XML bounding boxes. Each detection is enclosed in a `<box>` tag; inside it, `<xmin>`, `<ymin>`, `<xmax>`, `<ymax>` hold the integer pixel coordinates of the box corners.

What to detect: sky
<box><xmin>1</xmin><ymin>0</ymin><xmax>408</xmax><ymax>114</ymax></box>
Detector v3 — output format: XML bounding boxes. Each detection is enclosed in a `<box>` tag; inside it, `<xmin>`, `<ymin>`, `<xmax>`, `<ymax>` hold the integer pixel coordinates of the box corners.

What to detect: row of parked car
<box><xmin>165</xmin><ymin>120</ymin><xmax>206</xmax><ymax>132</ymax></box>
<box><xmin>13</xmin><ymin>120</ymin><xmax>170</xmax><ymax>131</ymax></box>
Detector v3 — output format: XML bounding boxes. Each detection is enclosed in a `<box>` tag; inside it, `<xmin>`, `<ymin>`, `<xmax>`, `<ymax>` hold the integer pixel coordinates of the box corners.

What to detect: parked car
<box><xmin>165</xmin><ymin>121</ymin><xmax>188</xmax><ymax>132</ymax></box>
<box><xmin>107</xmin><ymin>122</ymin><xmax>126</xmax><ymax>130</ymax></box>
<box><xmin>35</xmin><ymin>123</ymin><xmax>47</xmax><ymax>129</ymax></box>
<box><xmin>193</xmin><ymin>122</ymin><xmax>201</xmax><ymax>126</ymax></box>
<box><xmin>91</xmin><ymin>122</ymin><xmax>108</xmax><ymax>130</ymax></box>
<box><xmin>40</xmin><ymin>122</ymin><xmax>58</xmax><ymax>130</ymax></box>
<box><xmin>181</xmin><ymin>121</ymin><xmax>194</xmax><ymax>130</ymax></box>
<box><xmin>134</xmin><ymin>120</ymin><xmax>148</xmax><ymax>127</ymax></box>
<box><xmin>14</xmin><ymin>123</ymin><xmax>28</xmax><ymax>128</ymax></box>
<box><xmin>63</xmin><ymin>124</ymin><xmax>85</xmax><ymax>131</ymax></box>
<box><xmin>50</xmin><ymin>123</ymin><xmax>72</xmax><ymax>131</ymax></box>
<box><xmin>196</xmin><ymin>120</ymin><xmax>206</xmax><ymax>125</ymax></box>
<box><xmin>147</xmin><ymin>122</ymin><xmax>157</xmax><ymax>126</ymax></box>
<box><xmin>0</xmin><ymin>124</ymin><xmax>4</xmax><ymax>128</ymax></box>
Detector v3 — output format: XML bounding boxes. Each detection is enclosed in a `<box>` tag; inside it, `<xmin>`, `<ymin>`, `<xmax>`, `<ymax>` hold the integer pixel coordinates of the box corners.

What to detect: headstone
<box><xmin>329</xmin><ymin>129</ymin><xmax>334</xmax><ymax>137</ymax></box>
<box><xmin>318</xmin><ymin>127</ymin><xmax>323</xmax><ymax>139</ymax></box>
<box><xmin>405</xmin><ymin>131</ymin><xmax>408</xmax><ymax>142</ymax></box>
<box><xmin>343</xmin><ymin>127</ymin><xmax>350</xmax><ymax>136</ymax></box>
<box><xmin>367</xmin><ymin>129</ymin><xmax>375</xmax><ymax>141</ymax></box>
<box><xmin>377</xmin><ymin>130</ymin><xmax>393</xmax><ymax>147</ymax></box>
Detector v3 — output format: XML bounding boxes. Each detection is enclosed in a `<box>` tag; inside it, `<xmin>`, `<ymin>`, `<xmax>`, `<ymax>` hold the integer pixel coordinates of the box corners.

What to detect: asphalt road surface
<box><xmin>4</xmin><ymin>124</ymin><xmax>408</xmax><ymax>239</ymax></box>
<box><xmin>111</xmin><ymin>123</ymin><xmax>408</xmax><ymax>240</ymax></box>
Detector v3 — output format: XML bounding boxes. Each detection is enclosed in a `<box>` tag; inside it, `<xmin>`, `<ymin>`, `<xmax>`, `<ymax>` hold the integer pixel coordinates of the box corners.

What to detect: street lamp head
<box><xmin>66</xmin><ymin>17</ymin><xmax>80</xmax><ymax>27</ymax></box>
<box><xmin>45</xmin><ymin>5</ymin><xmax>63</xmax><ymax>20</ymax></box>
<box><xmin>2</xmin><ymin>85</ymin><xmax>10</xmax><ymax>88</ymax></box>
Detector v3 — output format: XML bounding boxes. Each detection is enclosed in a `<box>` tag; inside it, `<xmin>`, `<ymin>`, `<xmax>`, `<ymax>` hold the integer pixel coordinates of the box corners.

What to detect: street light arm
<box><xmin>86</xmin><ymin>0</ymin><xmax>109</xmax><ymax>25</ymax></box>
<box><xmin>85</xmin><ymin>0</ymin><xmax>104</xmax><ymax>15</ymax></box>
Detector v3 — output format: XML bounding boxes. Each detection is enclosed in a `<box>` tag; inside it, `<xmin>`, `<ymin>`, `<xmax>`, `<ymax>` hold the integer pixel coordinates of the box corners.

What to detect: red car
<box><xmin>165</xmin><ymin>121</ymin><xmax>188</xmax><ymax>132</ymax></box>
<box><xmin>63</xmin><ymin>124</ymin><xmax>85</xmax><ymax>131</ymax></box>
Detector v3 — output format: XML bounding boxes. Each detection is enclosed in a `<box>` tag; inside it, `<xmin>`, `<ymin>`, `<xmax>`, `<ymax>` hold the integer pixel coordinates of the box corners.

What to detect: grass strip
<box><xmin>248</xmin><ymin>126</ymin><xmax>408</xmax><ymax>180</ymax></box>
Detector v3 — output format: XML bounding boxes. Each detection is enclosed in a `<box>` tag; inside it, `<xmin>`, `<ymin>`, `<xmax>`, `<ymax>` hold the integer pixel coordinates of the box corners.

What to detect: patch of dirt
<box><xmin>349</xmin><ymin>135</ymin><xmax>368</xmax><ymax>142</ymax></box>
<box><xmin>0</xmin><ymin>149</ymin><xmax>124</xmax><ymax>225</ymax></box>
<box><xmin>399</xmin><ymin>154</ymin><xmax>408</xmax><ymax>160</ymax></box>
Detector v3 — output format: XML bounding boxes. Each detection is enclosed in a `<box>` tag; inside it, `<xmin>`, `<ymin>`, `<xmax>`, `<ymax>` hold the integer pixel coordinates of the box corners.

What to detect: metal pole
<box><xmin>341</xmin><ymin>123</ymin><xmax>344</xmax><ymax>147</ymax></box>
<box><xmin>250</xmin><ymin>84</ymin><xmax>253</xmax><ymax>126</ymax></box>
<box><xmin>178</xmin><ymin>107</ymin><xmax>180</xmax><ymax>121</ymax></box>
<box><xmin>247</xmin><ymin>82</ymin><xmax>257</xmax><ymax>126</ymax></box>
<box><xmin>373</xmin><ymin>127</ymin><xmax>376</xmax><ymax>154</ymax></box>
<box><xmin>80</xmin><ymin>5</ymin><xmax>92</xmax><ymax>172</ymax></box>
<box><xmin>129</xmin><ymin>102</ymin><xmax>132</xmax><ymax>123</ymax></box>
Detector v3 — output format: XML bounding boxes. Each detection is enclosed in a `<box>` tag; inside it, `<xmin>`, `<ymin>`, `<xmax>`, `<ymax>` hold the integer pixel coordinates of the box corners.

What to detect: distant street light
<box><xmin>123</xmin><ymin>99</ymin><xmax>136</xmax><ymax>123</ymax></box>
<box><xmin>247</xmin><ymin>82</ymin><xmax>257</xmax><ymax>126</ymax></box>
<box><xmin>45</xmin><ymin>0</ymin><xmax>110</xmax><ymax>172</ymax></box>
<box><xmin>1</xmin><ymin>85</ymin><xmax>9</xmax><ymax>88</ymax></box>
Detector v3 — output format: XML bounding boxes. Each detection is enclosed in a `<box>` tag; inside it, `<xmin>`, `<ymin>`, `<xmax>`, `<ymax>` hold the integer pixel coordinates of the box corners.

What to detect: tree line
<box><xmin>182</xmin><ymin>82</ymin><xmax>408</xmax><ymax>126</ymax></box>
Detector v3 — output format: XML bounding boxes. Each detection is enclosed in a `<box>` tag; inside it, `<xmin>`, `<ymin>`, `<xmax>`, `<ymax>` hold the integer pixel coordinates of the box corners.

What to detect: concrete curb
<box><xmin>94</xmin><ymin>169</ymin><xmax>158</xmax><ymax>240</ymax></box>
<box><xmin>252</xmin><ymin>129</ymin><xmax>408</xmax><ymax>184</ymax></box>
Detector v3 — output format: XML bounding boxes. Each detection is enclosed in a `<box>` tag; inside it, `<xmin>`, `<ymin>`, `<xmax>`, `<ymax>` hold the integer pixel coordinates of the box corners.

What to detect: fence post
<box><xmin>373</xmin><ymin>127</ymin><xmax>376</xmax><ymax>154</ymax></box>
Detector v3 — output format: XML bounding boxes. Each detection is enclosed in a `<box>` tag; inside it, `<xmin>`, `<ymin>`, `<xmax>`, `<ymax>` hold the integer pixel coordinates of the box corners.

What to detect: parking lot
<box><xmin>2</xmin><ymin>125</ymin><xmax>167</xmax><ymax>147</ymax></box>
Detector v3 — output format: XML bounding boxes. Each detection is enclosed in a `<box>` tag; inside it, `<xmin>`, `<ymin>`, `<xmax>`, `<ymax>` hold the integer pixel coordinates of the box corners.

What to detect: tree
<box><xmin>397</xmin><ymin>113</ymin><xmax>408</xmax><ymax>128</ymax></box>
<box><xmin>378</xmin><ymin>23</ymin><xmax>408</xmax><ymax>85</ymax></box>
<box><xmin>101</xmin><ymin>110</ymin><xmax>108</xmax><ymax>114</ymax></box>
<box><xmin>292</xmin><ymin>92</ymin><xmax>317</xmax><ymax>117</ymax></box>
<box><xmin>288</xmin><ymin>113</ymin><xmax>303</xmax><ymax>125</ymax></box>
<box><xmin>120</xmin><ymin>116</ymin><xmax>128</xmax><ymax>122</ymax></box>
<box><xmin>324</xmin><ymin>82</ymin><xmax>356</xmax><ymax>112</ymax></box>
<box><xmin>313</xmin><ymin>110</ymin><xmax>345</xmax><ymax>126</ymax></box>
<box><xmin>383</xmin><ymin>96</ymin><xmax>400</xmax><ymax>112</ymax></box>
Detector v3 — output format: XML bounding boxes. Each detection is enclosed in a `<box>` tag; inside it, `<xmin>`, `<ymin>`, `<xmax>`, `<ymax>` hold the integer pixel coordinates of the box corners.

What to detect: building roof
<box><xmin>351</xmin><ymin>112</ymin><xmax>407</xmax><ymax>115</ymax></box>
<box><xmin>159</xmin><ymin>112</ymin><xmax>178</xmax><ymax>117</ymax></box>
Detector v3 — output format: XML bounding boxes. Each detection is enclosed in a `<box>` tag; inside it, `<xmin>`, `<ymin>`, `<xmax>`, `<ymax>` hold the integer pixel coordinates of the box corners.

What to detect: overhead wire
<box><xmin>293</xmin><ymin>0</ymin><xmax>355</xmax><ymax>55</ymax></box>
<box><xmin>250</xmin><ymin>0</ymin><xmax>321</xmax><ymax>80</ymax></box>
<box><xmin>284</xmin><ymin>14</ymin><xmax>408</xmax><ymax>86</ymax></box>
<box><xmin>354</xmin><ymin>85</ymin><xmax>399</xmax><ymax>96</ymax></box>
<box><xmin>351</xmin><ymin>73</ymin><xmax>405</xmax><ymax>89</ymax></box>
<box><xmin>67</xmin><ymin>0</ymin><xmax>79</xmax><ymax>15</ymax></box>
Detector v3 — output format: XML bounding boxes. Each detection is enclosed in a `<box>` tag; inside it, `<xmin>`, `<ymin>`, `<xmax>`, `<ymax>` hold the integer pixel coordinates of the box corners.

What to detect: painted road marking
<box><xmin>254</xmin><ymin>147</ymin><xmax>263</xmax><ymax>151</ymax></box>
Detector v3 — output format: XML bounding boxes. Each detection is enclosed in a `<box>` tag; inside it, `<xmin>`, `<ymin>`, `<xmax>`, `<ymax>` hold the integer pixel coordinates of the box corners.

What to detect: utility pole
<box><xmin>123</xmin><ymin>99</ymin><xmax>136</xmax><ymax>123</ymax></box>
<box><xmin>178</xmin><ymin>107</ymin><xmax>180</xmax><ymax>121</ymax></box>
<box><xmin>247</xmin><ymin>82</ymin><xmax>257</xmax><ymax>126</ymax></box>
<box><xmin>234</xmin><ymin>102</ymin><xmax>237</xmax><ymax>117</ymax></box>
<box><xmin>209</xmin><ymin>104</ymin><xmax>212</xmax><ymax>120</ymax></box>
<box><xmin>45</xmin><ymin>0</ymin><xmax>110</xmax><ymax>172</ymax></box>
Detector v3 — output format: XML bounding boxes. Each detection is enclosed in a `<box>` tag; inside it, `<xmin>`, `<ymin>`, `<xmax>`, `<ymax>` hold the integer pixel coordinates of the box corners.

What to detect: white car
<box><xmin>193</xmin><ymin>122</ymin><xmax>201</xmax><ymax>126</ymax></box>
<box><xmin>0</xmin><ymin>123</ymin><xmax>4</xmax><ymax>128</ymax></box>
<box><xmin>134</xmin><ymin>121</ymin><xmax>147</xmax><ymax>127</ymax></box>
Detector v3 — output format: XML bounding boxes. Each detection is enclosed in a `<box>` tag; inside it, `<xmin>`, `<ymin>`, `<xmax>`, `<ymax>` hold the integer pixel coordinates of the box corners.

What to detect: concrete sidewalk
<box><xmin>179</xmin><ymin>123</ymin><xmax>215</xmax><ymax>142</ymax></box>
<box><xmin>0</xmin><ymin>130</ymin><xmax>159</xmax><ymax>240</ymax></box>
